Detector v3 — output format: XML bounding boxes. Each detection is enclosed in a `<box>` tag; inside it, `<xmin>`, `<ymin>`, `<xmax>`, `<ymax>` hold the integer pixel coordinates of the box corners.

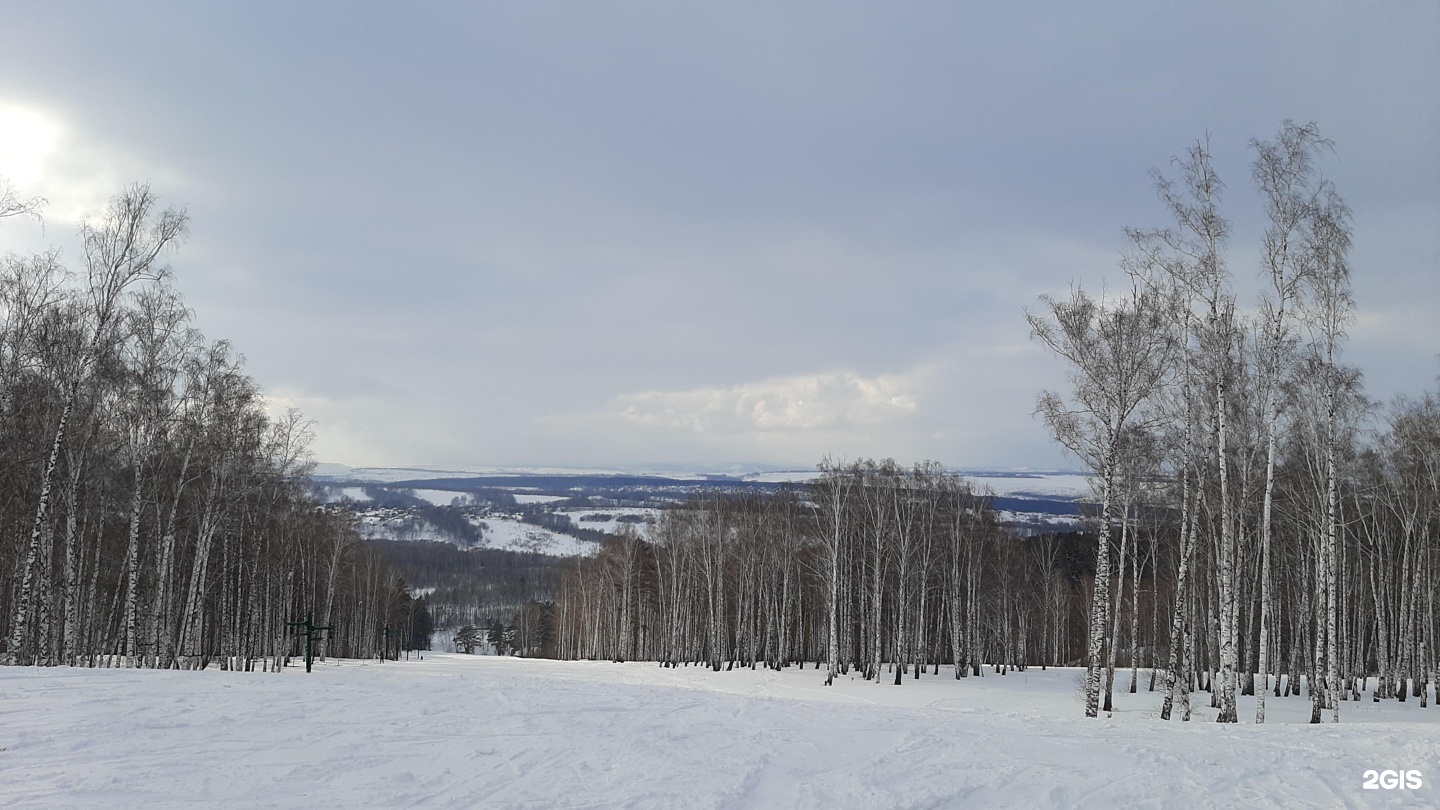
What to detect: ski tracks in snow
<box><xmin>5</xmin><ymin>656</ymin><xmax>1440</xmax><ymax>807</ymax></box>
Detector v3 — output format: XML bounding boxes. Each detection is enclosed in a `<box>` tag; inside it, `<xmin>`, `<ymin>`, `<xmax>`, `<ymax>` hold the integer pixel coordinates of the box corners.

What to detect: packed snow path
<box><xmin>4</xmin><ymin>655</ymin><xmax>1439</xmax><ymax>808</ymax></box>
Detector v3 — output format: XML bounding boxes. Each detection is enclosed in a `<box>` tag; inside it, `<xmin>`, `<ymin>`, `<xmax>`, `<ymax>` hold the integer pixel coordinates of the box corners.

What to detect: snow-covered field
<box><xmin>967</xmin><ymin>472</ymin><xmax>1092</xmax><ymax>500</ymax></box>
<box><xmin>563</xmin><ymin>507</ymin><xmax>660</xmax><ymax>536</ymax></box>
<box><xmin>311</xmin><ymin>465</ymin><xmax>487</xmax><ymax>483</ymax></box>
<box><xmin>473</xmin><ymin>515</ymin><xmax>598</xmax><ymax>556</ymax></box>
<box><xmin>408</xmin><ymin>488</ymin><xmax>474</xmax><ymax>507</ymax></box>
<box><xmin>994</xmin><ymin>509</ymin><xmax>1085</xmax><ymax>533</ymax></box>
<box><xmin>311</xmin><ymin>464</ymin><xmax>1096</xmax><ymax>500</ymax></box>
<box><xmin>317</xmin><ymin>485</ymin><xmax>371</xmax><ymax>503</ymax></box>
<box><xmin>312</xmin><ymin>464</ymin><xmax>668</xmax><ymax>483</ymax></box>
<box><xmin>4</xmin><ymin>655</ymin><xmax>1437</xmax><ymax>808</ymax></box>
<box><xmin>354</xmin><ymin>512</ymin><xmax>596</xmax><ymax>557</ymax></box>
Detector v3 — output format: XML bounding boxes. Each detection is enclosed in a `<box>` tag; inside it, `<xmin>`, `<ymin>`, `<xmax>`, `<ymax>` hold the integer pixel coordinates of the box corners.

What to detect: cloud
<box><xmin>619</xmin><ymin>367</ymin><xmax>925</xmax><ymax>435</ymax></box>
<box><xmin>2</xmin><ymin>5</ymin><xmax>1434</xmax><ymax>473</ymax></box>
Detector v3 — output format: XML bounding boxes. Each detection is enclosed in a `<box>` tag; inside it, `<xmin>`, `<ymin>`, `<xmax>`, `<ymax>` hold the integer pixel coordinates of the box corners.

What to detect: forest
<box><xmin>550</xmin><ymin>122</ymin><xmax>1440</xmax><ymax>724</ymax></box>
<box><xmin>0</xmin><ymin>180</ymin><xmax>418</xmax><ymax>670</ymax></box>
<box><xmin>373</xmin><ymin>538</ymin><xmax>563</xmax><ymax>632</ymax></box>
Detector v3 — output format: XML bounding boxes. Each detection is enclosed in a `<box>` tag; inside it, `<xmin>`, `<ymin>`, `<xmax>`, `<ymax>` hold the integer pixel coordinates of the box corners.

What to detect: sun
<box><xmin>0</xmin><ymin>101</ymin><xmax>63</xmax><ymax>188</ymax></box>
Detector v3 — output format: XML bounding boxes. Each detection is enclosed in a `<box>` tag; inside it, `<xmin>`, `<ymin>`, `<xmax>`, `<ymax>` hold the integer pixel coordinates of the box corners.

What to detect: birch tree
<box><xmin>2</xmin><ymin>177</ymin><xmax>408</xmax><ymax>671</ymax></box>
<box><xmin>1029</xmin><ymin>286</ymin><xmax>1178</xmax><ymax>717</ymax></box>
<box><xmin>8</xmin><ymin>185</ymin><xmax>186</xmax><ymax>665</ymax></box>
<box><xmin>1251</xmin><ymin>121</ymin><xmax>1329</xmax><ymax>723</ymax></box>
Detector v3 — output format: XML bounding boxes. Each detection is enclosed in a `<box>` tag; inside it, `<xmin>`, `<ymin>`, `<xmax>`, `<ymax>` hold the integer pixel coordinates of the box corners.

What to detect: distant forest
<box><xmin>373</xmin><ymin>539</ymin><xmax>562</xmax><ymax>632</ymax></box>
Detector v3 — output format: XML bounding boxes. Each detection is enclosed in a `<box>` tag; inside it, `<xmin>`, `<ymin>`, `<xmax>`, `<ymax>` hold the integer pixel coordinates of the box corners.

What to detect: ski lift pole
<box><xmin>286</xmin><ymin>610</ymin><xmax>334</xmax><ymax>673</ymax></box>
<box><xmin>377</xmin><ymin>626</ymin><xmax>394</xmax><ymax>662</ymax></box>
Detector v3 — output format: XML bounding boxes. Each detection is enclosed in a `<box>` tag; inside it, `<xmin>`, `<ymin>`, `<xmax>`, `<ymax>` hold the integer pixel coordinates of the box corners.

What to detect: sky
<box><xmin>0</xmin><ymin>3</ymin><xmax>1436</xmax><ymax>471</ymax></box>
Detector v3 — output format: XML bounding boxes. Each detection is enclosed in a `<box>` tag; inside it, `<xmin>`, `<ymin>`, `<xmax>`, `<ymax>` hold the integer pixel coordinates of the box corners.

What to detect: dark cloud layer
<box><xmin>2</xmin><ymin>3</ymin><xmax>1436</xmax><ymax>469</ymax></box>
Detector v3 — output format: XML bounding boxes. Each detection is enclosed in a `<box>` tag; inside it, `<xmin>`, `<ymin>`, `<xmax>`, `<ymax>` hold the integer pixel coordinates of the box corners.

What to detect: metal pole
<box><xmin>286</xmin><ymin>610</ymin><xmax>333</xmax><ymax>674</ymax></box>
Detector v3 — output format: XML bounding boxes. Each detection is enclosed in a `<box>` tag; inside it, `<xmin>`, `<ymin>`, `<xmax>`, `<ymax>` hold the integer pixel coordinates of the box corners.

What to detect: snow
<box><xmin>995</xmin><ymin>510</ymin><xmax>1085</xmax><ymax>531</ymax></box>
<box><xmin>310</xmin><ymin>461</ymin><xmax>356</xmax><ymax>478</ymax></box>
<box><xmin>723</xmin><ymin>469</ymin><xmax>1097</xmax><ymax>499</ymax></box>
<box><xmin>472</xmin><ymin>515</ymin><xmax>598</xmax><ymax>556</ymax></box>
<box><xmin>408</xmin><ymin>488</ymin><xmax>473</xmax><ymax>507</ymax></box>
<box><xmin>511</xmin><ymin>493</ymin><xmax>568</xmax><ymax>504</ymax></box>
<box><xmin>966</xmin><ymin>472</ymin><xmax>1092</xmax><ymax>499</ymax></box>
<box><xmin>352</xmin><ymin>511</ymin><xmax>594</xmax><ymax>557</ymax></box>
<box><xmin>4</xmin><ymin>655</ymin><xmax>1438</xmax><ymax>808</ymax></box>
<box><xmin>563</xmin><ymin>507</ymin><xmax>660</xmax><ymax>536</ymax></box>
<box><xmin>316</xmin><ymin>486</ymin><xmax>371</xmax><ymax>503</ymax></box>
<box><xmin>312</xmin><ymin>466</ymin><xmax>486</xmax><ymax>483</ymax></box>
<box><xmin>355</xmin><ymin>514</ymin><xmax>450</xmax><ymax>545</ymax></box>
<box><xmin>740</xmin><ymin>470</ymin><xmax>821</xmax><ymax>483</ymax></box>
<box><xmin>311</xmin><ymin>465</ymin><xmax>638</xmax><ymax>483</ymax></box>
<box><xmin>733</xmin><ymin>470</ymin><xmax>1096</xmax><ymax>498</ymax></box>
<box><xmin>310</xmin><ymin>465</ymin><xmax>1096</xmax><ymax>503</ymax></box>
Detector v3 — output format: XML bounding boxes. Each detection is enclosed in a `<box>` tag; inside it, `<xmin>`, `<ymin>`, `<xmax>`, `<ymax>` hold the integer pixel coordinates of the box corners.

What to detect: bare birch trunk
<box><xmin>7</xmin><ymin>393</ymin><xmax>75</xmax><ymax>665</ymax></box>
<box><xmin>1084</xmin><ymin>449</ymin><xmax>1117</xmax><ymax>718</ymax></box>
<box><xmin>122</xmin><ymin>459</ymin><xmax>144</xmax><ymax>667</ymax></box>
<box><xmin>1216</xmin><ymin>372</ymin><xmax>1239</xmax><ymax>723</ymax></box>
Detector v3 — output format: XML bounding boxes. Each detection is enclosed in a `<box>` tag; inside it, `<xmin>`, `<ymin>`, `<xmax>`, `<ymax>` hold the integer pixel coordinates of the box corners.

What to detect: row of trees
<box><xmin>551</xmin><ymin>465</ymin><xmax>1107</xmax><ymax>682</ymax></box>
<box><xmin>452</xmin><ymin>605</ymin><xmax>553</xmax><ymax>657</ymax></box>
<box><xmin>1030</xmin><ymin>121</ymin><xmax>1438</xmax><ymax>721</ymax></box>
<box><xmin>373</xmin><ymin>538</ymin><xmax>564</xmax><ymax>632</ymax></box>
<box><xmin>552</xmin><ymin>405</ymin><xmax>1434</xmax><ymax>724</ymax></box>
<box><xmin>0</xmin><ymin>180</ymin><xmax>419</xmax><ymax>670</ymax></box>
<box><xmin>548</xmin><ymin>122</ymin><xmax>1438</xmax><ymax>726</ymax></box>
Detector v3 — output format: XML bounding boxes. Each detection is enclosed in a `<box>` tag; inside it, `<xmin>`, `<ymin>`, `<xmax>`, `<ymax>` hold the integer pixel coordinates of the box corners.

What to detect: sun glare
<box><xmin>0</xmin><ymin>102</ymin><xmax>62</xmax><ymax>187</ymax></box>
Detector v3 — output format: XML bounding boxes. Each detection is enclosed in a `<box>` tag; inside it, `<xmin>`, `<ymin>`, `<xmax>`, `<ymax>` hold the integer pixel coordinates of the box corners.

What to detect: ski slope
<box><xmin>3</xmin><ymin>655</ymin><xmax>1437</xmax><ymax>808</ymax></box>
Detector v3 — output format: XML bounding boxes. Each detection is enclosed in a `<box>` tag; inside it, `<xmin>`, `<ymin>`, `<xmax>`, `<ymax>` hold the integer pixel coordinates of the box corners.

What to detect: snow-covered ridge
<box><xmin>312</xmin><ymin>462</ymin><xmax>807</xmax><ymax>483</ymax></box>
<box><xmin>968</xmin><ymin>472</ymin><xmax>1092</xmax><ymax>499</ymax></box>
<box><xmin>350</xmin><ymin>509</ymin><xmax>599</xmax><ymax>557</ymax></box>
<box><xmin>315</xmin><ymin>467</ymin><xmax>1093</xmax><ymax>550</ymax></box>
<box><xmin>313</xmin><ymin>462</ymin><xmax>1093</xmax><ymax>498</ymax></box>
<box><xmin>468</xmin><ymin>515</ymin><xmax>598</xmax><ymax>557</ymax></box>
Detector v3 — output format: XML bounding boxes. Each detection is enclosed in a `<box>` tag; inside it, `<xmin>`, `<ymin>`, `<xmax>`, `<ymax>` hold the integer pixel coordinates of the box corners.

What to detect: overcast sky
<box><xmin>1</xmin><ymin>3</ymin><xmax>1436</xmax><ymax>471</ymax></box>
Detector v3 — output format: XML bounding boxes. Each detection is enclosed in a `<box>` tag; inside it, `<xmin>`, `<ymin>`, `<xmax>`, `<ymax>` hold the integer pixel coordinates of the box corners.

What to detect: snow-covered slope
<box><xmin>353</xmin><ymin>512</ymin><xmax>597</xmax><ymax>557</ymax></box>
<box><xmin>4</xmin><ymin>655</ymin><xmax>1437</xmax><ymax>808</ymax></box>
<box><xmin>473</xmin><ymin>515</ymin><xmax>598</xmax><ymax>556</ymax></box>
<box><xmin>563</xmin><ymin>507</ymin><xmax>659</xmax><ymax>537</ymax></box>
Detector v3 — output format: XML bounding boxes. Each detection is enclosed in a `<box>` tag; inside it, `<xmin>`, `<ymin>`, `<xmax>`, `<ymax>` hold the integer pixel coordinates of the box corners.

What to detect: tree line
<box><xmin>1030</xmin><ymin>121</ymin><xmax>1439</xmax><ymax>723</ymax></box>
<box><xmin>0</xmin><ymin>180</ymin><xmax>418</xmax><ymax>670</ymax></box>
<box><xmin>372</xmin><ymin>537</ymin><xmax>563</xmax><ymax>633</ymax></box>
<box><xmin>547</xmin><ymin>122</ymin><xmax>1440</xmax><ymax>724</ymax></box>
<box><xmin>551</xmin><ymin>465</ymin><xmax>1102</xmax><ymax>682</ymax></box>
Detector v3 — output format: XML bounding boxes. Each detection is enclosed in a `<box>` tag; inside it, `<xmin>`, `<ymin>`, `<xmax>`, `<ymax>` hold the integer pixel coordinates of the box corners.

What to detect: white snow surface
<box><xmin>408</xmin><ymin>488</ymin><xmax>474</xmax><ymax>507</ymax></box>
<box><xmin>4</xmin><ymin>655</ymin><xmax>1438</xmax><ymax>808</ymax></box>
<box><xmin>473</xmin><ymin>515</ymin><xmax>598</xmax><ymax>556</ymax></box>
<box><xmin>967</xmin><ymin>472</ymin><xmax>1092</xmax><ymax>500</ymax></box>
<box><xmin>994</xmin><ymin>510</ymin><xmax>1085</xmax><ymax>531</ymax></box>
<box><xmin>564</xmin><ymin>507</ymin><xmax>660</xmax><ymax>536</ymax></box>
<box><xmin>354</xmin><ymin>512</ymin><xmax>594</xmax><ymax>558</ymax></box>
<box><xmin>312</xmin><ymin>464</ymin><xmax>640</xmax><ymax>483</ymax></box>
<box><xmin>316</xmin><ymin>485</ymin><xmax>371</xmax><ymax>503</ymax></box>
<box><xmin>312</xmin><ymin>465</ymin><xmax>485</xmax><ymax>483</ymax></box>
<box><xmin>739</xmin><ymin>470</ymin><xmax>822</xmax><ymax>483</ymax></box>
